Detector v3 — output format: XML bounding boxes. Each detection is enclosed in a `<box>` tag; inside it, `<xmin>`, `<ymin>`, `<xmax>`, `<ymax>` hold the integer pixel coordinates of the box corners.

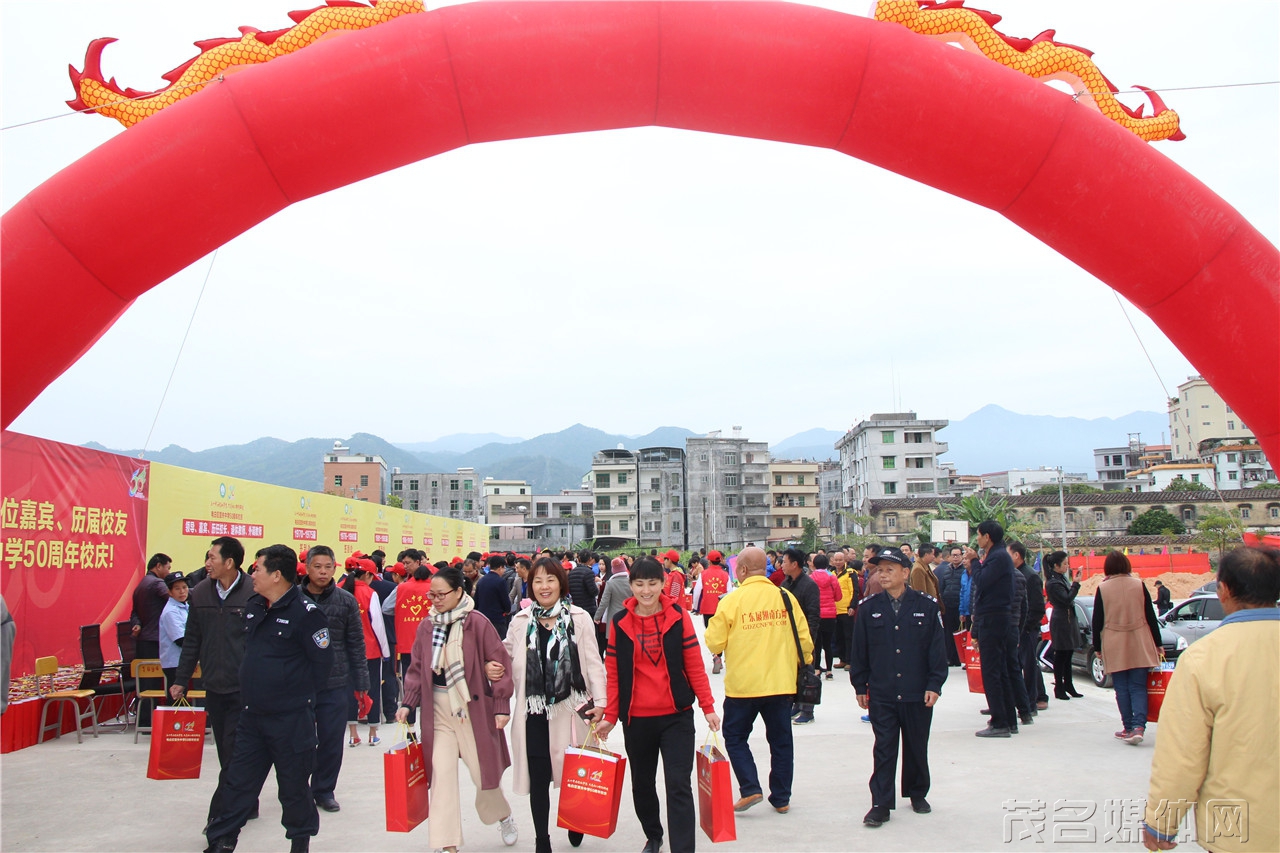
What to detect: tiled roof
<box><xmin>867</xmin><ymin>489</ymin><xmax>1280</xmax><ymax>512</ymax></box>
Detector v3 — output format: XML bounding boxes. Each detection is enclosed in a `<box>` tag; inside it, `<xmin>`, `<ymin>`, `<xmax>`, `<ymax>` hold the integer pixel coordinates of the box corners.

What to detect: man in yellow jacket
<box><xmin>1142</xmin><ymin>546</ymin><xmax>1279</xmax><ymax>853</ymax></box>
<box><xmin>705</xmin><ymin>546</ymin><xmax>813</xmax><ymax>815</ymax></box>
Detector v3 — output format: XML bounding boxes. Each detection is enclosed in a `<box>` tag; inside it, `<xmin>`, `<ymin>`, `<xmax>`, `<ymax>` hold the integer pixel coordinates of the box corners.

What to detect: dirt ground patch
<box><xmin>1079</xmin><ymin>571</ymin><xmax>1209</xmax><ymax>599</ymax></box>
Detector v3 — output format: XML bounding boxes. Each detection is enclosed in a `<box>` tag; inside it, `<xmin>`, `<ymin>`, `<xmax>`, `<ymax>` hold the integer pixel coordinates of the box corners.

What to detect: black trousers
<box><xmin>1022</xmin><ymin>629</ymin><xmax>1047</xmax><ymax>703</ymax></box>
<box><xmin>835</xmin><ymin>614</ymin><xmax>853</xmax><ymax>664</ymax></box>
<box><xmin>622</xmin><ymin>709</ymin><xmax>697</xmax><ymax>853</ymax></box>
<box><xmin>816</xmin><ymin>618</ymin><xmax>837</xmax><ymax>671</ymax></box>
<box><xmin>1008</xmin><ymin>626</ymin><xmax>1031</xmax><ymax>716</ymax></box>
<box><xmin>868</xmin><ymin>700</ymin><xmax>933</xmax><ymax>810</ymax></box>
<box><xmin>205</xmin><ymin>690</ymin><xmax>254</xmax><ymax>824</ymax></box>
<box><xmin>311</xmin><ymin>686</ymin><xmax>347</xmax><ymax>798</ymax></box>
<box><xmin>380</xmin><ymin>657</ymin><xmax>399</xmax><ymax>723</ymax></box>
<box><xmin>974</xmin><ymin>615</ymin><xmax>1016</xmax><ymax>729</ymax></box>
<box><xmin>525</xmin><ymin>712</ymin><xmax>555</xmax><ymax>843</ymax></box>
<box><xmin>1053</xmin><ymin>649</ymin><xmax>1077</xmax><ymax>693</ymax></box>
<box><xmin>941</xmin><ymin>608</ymin><xmax>962</xmax><ymax>666</ymax></box>
<box><xmin>206</xmin><ymin>704</ymin><xmax>319</xmax><ymax>844</ymax></box>
<box><xmin>135</xmin><ymin>639</ymin><xmax>160</xmax><ymax>728</ymax></box>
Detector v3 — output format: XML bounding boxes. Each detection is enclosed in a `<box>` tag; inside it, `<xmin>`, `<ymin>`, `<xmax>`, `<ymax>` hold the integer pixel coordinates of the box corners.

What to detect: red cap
<box><xmin>344</xmin><ymin>555</ymin><xmax>360</xmax><ymax>569</ymax></box>
<box><xmin>665</xmin><ymin>549</ymin><xmax>681</xmax><ymax>564</ymax></box>
<box><xmin>358</xmin><ymin>558</ymin><xmax>378</xmax><ymax>574</ymax></box>
<box><xmin>450</xmin><ymin>556</ymin><xmax>463</xmax><ymax>566</ymax></box>
<box><xmin>561</xmin><ymin>561</ymin><xmax>573</xmax><ymax>570</ymax></box>
<box><xmin>390</xmin><ymin>562</ymin><xmax>407</xmax><ymax>576</ymax></box>
<box><xmin>296</xmin><ymin>561</ymin><xmax>307</xmax><ymax>576</ymax></box>
<box><xmin>707</xmin><ymin>550</ymin><xmax>723</xmax><ymax>563</ymax></box>
<box><xmin>352</xmin><ymin>550</ymin><xmax>366</xmax><ymax>559</ymax></box>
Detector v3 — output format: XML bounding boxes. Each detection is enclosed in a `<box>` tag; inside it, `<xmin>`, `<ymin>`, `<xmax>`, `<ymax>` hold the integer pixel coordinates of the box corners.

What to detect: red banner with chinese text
<box><xmin>1</xmin><ymin>431</ymin><xmax>149</xmax><ymax>677</ymax></box>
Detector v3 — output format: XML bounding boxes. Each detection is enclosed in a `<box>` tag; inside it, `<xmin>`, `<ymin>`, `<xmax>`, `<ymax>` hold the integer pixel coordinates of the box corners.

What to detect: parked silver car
<box><xmin>1159</xmin><ymin>594</ymin><xmax>1224</xmax><ymax>645</ymax></box>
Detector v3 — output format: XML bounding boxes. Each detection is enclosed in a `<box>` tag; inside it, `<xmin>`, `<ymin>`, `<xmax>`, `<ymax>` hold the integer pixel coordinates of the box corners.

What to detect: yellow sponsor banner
<box><xmin>145</xmin><ymin>462</ymin><xmax>487</xmax><ymax>570</ymax></box>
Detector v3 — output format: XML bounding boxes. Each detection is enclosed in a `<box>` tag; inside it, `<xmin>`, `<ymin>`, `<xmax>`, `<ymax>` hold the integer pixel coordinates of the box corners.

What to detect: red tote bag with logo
<box><xmin>384</xmin><ymin>732</ymin><xmax>430</xmax><ymax>832</ymax></box>
<box><xmin>557</xmin><ymin>734</ymin><xmax>626</xmax><ymax>839</ymax></box>
<box><xmin>697</xmin><ymin>734</ymin><xmax>736</xmax><ymax>842</ymax></box>
<box><xmin>1146</xmin><ymin>663</ymin><xmax>1176</xmax><ymax>723</ymax></box>
<box><xmin>147</xmin><ymin>704</ymin><xmax>207</xmax><ymax>780</ymax></box>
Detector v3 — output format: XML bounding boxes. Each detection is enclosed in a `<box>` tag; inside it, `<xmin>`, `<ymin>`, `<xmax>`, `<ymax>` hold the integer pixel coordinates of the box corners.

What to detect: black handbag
<box><xmin>781</xmin><ymin>591</ymin><xmax>822</xmax><ymax>706</ymax></box>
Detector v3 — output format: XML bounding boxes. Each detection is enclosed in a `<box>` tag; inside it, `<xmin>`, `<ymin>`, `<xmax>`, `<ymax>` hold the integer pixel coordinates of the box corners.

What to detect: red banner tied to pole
<box><xmin>0</xmin><ymin>431</ymin><xmax>150</xmax><ymax>678</ymax></box>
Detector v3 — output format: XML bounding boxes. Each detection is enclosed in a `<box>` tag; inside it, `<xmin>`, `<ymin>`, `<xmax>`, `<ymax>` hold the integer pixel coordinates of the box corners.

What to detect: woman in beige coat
<box><xmin>1091</xmin><ymin>551</ymin><xmax>1163</xmax><ymax>745</ymax></box>
<box><xmin>498</xmin><ymin>556</ymin><xmax>607</xmax><ymax>853</ymax></box>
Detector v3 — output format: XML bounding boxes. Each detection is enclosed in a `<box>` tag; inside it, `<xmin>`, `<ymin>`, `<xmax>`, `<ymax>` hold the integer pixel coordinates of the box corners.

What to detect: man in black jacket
<box><xmin>172</xmin><ymin>536</ymin><xmax>255</xmax><ymax>830</ymax></box>
<box><xmin>780</xmin><ymin>547</ymin><xmax>821</xmax><ymax>725</ymax></box>
<box><xmin>1011</xmin><ymin>543</ymin><xmax>1048</xmax><ymax>710</ymax></box>
<box><xmin>204</xmin><ymin>544</ymin><xmax>332</xmax><ymax>853</ymax></box>
<box><xmin>474</xmin><ymin>554</ymin><xmax>512</xmax><ymax>638</ymax></box>
<box><xmin>935</xmin><ymin>546</ymin><xmax>963</xmax><ymax>666</ymax></box>
<box><xmin>302</xmin><ymin>545</ymin><xmax>368</xmax><ymax>813</ymax></box>
<box><xmin>567</xmin><ymin>555</ymin><xmax>599</xmax><ymax>615</ymax></box>
<box><xmin>972</xmin><ymin>521</ymin><xmax>1019</xmax><ymax>737</ymax></box>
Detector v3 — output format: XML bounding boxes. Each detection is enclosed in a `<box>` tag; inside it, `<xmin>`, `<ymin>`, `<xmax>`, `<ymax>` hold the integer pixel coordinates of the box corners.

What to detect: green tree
<box><xmin>1164</xmin><ymin>477</ymin><xmax>1209</xmax><ymax>492</ymax></box>
<box><xmin>936</xmin><ymin>493</ymin><xmax>1021</xmax><ymax>532</ymax></box>
<box><xmin>1127</xmin><ymin>507</ymin><xmax>1185</xmax><ymax>535</ymax></box>
<box><xmin>385</xmin><ymin>494</ymin><xmax>403</xmax><ymax>509</ymax></box>
<box><xmin>1194</xmin><ymin>509</ymin><xmax>1245</xmax><ymax>564</ymax></box>
<box><xmin>1028</xmin><ymin>483</ymin><xmax>1102</xmax><ymax>496</ymax></box>
<box><xmin>800</xmin><ymin>518</ymin><xmax>822</xmax><ymax>553</ymax></box>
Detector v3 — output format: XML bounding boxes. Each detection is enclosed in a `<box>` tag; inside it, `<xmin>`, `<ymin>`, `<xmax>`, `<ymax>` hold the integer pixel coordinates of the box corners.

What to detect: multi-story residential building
<box><xmin>388</xmin><ymin>467</ymin><xmax>482</xmax><ymax>522</ymax></box>
<box><xmin>1126</xmin><ymin>462</ymin><xmax>1218</xmax><ymax>493</ymax></box>
<box><xmin>530</xmin><ymin>489</ymin><xmax>595</xmax><ymax>522</ymax></box>
<box><xmin>591</xmin><ymin>448</ymin><xmax>638</xmax><ymax>545</ymax></box>
<box><xmin>488</xmin><ymin>489</ymin><xmax>595</xmax><ymax>552</ymax></box>
<box><xmin>637</xmin><ymin>447</ymin><xmax>688</xmax><ymax>549</ymax></box>
<box><xmin>323</xmin><ymin>441</ymin><xmax>388</xmax><ymax>504</ymax></box>
<box><xmin>482</xmin><ymin>478</ymin><xmax>532</xmax><ymax>522</ymax></box>
<box><xmin>1094</xmin><ymin>437</ymin><xmax>1169</xmax><ymax>491</ymax></box>
<box><xmin>1169</xmin><ymin>375</ymin><xmax>1254</xmax><ymax>460</ymax></box>
<box><xmin>1200</xmin><ymin>441</ymin><xmax>1276</xmax><ymax>489</ymax></box>
<box><xmin>685</xmin><ymin>430</ymin><xmax>770</xmax><ymax>551</ymax></box>
<box><xmin>818</xmin><ymin>463</ymin><xmax>843</xmax><ymax>536</ymax></box>
<box><xmin>768</xmin><ymin>460</ymin><xmax>820</xmax><ymax>544</ymax></box>
<box><xmin>836</xmin><ymin>413</ymin><xmax>949</xmax><ymax>507</ymax></box>
<box><xmin>983</xmin><ymin>468</ymin><xmax>1090</xmax><ymax>495</ymax></box>
<box><xmin>862</xmin><ymin>489</ymin><xmax>1280</xmax><ymax>546</ymax></box>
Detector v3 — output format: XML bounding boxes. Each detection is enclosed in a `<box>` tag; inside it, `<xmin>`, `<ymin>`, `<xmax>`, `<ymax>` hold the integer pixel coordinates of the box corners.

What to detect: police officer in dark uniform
<box><xmin>205</xmin><ymin>544</ymin><xmax>332</xmax><ymax>853</ymax></box>
<box><xmin>850</xmin><ymin>547</ymin><xmax>948</xmax><ymax>828</ymax></box>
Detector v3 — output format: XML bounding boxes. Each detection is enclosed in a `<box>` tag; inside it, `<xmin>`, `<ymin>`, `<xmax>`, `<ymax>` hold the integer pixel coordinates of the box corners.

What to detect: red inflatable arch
<box><xmin>3</xmin><ymin>2</ymin><xmax>1277</xmax><ymax>459</ymax></box>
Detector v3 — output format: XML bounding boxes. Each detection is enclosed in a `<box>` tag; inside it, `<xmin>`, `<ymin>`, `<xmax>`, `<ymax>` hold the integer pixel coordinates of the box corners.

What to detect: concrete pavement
<box><xmin>1</xmin><ymin>649</ymin><xmax>1201</xmax><ymax>853</ymax></box>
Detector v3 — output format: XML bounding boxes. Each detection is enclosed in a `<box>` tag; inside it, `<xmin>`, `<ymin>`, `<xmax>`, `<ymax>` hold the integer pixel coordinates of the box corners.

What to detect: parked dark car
<box><xmin>1039</xmin><ymin>599</ymin><xmax>1185</xmax><ymax>688</ymax></box>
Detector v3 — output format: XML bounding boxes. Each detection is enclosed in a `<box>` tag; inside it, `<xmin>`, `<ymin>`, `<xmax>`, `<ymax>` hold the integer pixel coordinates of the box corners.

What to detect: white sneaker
<box><xmin>499</xmin><ymin>815</ymin><xmax>518</xmax><ymax>846</ymax></box>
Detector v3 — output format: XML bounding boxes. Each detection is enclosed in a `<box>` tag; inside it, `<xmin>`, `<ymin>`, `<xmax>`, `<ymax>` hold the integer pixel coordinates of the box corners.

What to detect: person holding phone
<box><xmin>597</xmin><ymin>556</ymin><xmax>720</xmax><ymax>853</ymax></box>
<box><xmin>1044</xmin><ymin>551</ymin><xmax>1083</xmax><ymax>700</ymax></box>
<box><xmin>499</xmin><ymin>556</ymin><xmax>607</xmax><ymax>853</ymax></box>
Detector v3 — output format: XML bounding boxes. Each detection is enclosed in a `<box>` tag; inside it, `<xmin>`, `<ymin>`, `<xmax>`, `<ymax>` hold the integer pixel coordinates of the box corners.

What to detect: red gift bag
<box><xmin>958</xmin><ymin>631</ymin><xmax>984</xmax><ymax>695</ymax></box>
<box><xmin>384</xmin><ymin>734</ymin><xmax>430</xmax><ymax>832</ymax></box>
<box><xmin>147</xmin><ymin>705</ymin><xmax>206</xmax><ymax>780</ymax></box>
<box><xmin>1147</xmin><ymin>663</ymin><xmax>1176</xmax><ymax>723</ymax></box>
<box><xmin>697</xmin><ymin>735</ymin><xmax>736</xmax><ymax>843</ymax></box>
<box><xmin>557</xmin><ymin>736</ymin><xmax>626</xmax><ymax>839</ymax></box>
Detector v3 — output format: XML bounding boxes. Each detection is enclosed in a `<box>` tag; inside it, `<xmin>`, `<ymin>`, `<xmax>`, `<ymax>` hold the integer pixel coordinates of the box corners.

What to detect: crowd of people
<box><xmin>123</xmin><ymin>529</ymin><xmax>1278</xmax><ymax>853</ymax></box>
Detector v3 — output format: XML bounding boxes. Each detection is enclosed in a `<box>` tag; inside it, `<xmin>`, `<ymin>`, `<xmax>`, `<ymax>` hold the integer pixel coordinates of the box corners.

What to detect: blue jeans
<box><xmin>1111</xmin><ymin>668</ymin><xmax>1149</xmax><ymax>731</ymax></box>
<box><xmin>722</xmin><ymin>694</ymin><xmax>794</xmax><ymax>808</ymax></box>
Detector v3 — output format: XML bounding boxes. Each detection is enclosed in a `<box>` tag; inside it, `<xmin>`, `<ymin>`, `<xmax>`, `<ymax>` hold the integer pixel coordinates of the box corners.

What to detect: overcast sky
<box><xmin>4</xmin><ymin>1</ymin><xmax>1277</xmax><ymax>452</ymax></box>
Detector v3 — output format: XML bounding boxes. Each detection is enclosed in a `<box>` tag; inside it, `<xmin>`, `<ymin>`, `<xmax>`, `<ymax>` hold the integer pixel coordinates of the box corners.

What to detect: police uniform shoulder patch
<box><xmin>312</xmin><ymin>628</ymin><xmax>330</xmax><ymax>649</ymax></box>
<box><xmin>304</xmin><ymin>600</ymin><xmax>316</xmax><ymax>611</ymax></box>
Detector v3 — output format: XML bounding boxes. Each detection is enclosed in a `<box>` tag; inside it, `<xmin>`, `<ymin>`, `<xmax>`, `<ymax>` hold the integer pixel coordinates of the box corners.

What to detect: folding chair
<box><xmin>77</xmin><ymin>624</ymin><xmax>129</xmax><ymax>728</ymax></box>
<box><xmin>132</xmin><ymin>659</ymin><xmax>169</xmax><ymax>743</ymax></box>
<box><xmin>36</xmin><ymin>656</ymin><xmax>99</xmax><ymax>743</ymax></box>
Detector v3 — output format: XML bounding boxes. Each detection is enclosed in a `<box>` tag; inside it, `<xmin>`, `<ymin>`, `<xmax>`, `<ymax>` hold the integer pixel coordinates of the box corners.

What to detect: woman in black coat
<box><xmin>1043</xmin><ymin>551</ymin><xmax>1084</xmax><ymax>699</ymax></box>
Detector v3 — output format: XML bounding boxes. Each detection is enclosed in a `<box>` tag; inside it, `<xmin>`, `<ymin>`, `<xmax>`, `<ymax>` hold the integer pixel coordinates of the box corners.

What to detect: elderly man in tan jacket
<box><xmin>1142</xmin><ymin>546</ymin><xmax>1279</xmax><ymax>853</ymax></box>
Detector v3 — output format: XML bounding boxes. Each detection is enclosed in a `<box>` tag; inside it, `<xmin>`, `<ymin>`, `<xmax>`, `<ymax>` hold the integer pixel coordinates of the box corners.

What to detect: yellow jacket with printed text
<box><xmin>704</xmin><ymin>575</ymin><xmax>813</xmax><ymax>698</ymax></box>
<box><xmin>1144</xmin><ymin>611</ymin><xmax>1279</xmax><ymax>853</ymax></box>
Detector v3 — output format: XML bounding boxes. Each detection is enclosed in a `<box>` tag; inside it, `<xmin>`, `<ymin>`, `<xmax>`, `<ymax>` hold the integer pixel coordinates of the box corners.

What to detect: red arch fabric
<box><xmin>3</xmin><ymin>2</ymin><xmax>1277</xmax><ymax>459</ymax></box>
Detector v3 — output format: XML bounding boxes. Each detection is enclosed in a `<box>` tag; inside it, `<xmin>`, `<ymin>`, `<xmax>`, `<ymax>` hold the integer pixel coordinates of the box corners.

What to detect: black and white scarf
<box><xmin>431</xmin><ymin>593</ymin><xmax>474</xmax><ymax>718</ymax></box>
<box><xmin>525</xmin><ymin>597</ymin><xmax>587</xmax><ymax>718</ymax></box>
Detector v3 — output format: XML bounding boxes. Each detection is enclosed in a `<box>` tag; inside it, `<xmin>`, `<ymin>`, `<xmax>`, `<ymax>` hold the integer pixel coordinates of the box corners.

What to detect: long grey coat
<box><xmin>1045</xmin><ymin>570</ymin><xmax>1081</xmax><ymax>651</ymax></box>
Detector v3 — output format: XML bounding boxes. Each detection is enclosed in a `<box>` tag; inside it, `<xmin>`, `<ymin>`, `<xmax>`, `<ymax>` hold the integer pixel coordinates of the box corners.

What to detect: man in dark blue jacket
<box><xmin>972</xmin><ymin>520</ymin><xmax>1018</xmax><ymax>737</ymax></box>
<box><xmin>474</xmin><ymin>554</ymin><xmax>512</xmax><ymax>638</ymax></box>
<box><xmin>204</xmin><ymin>544</ymin><xmax>332</xmax><ymax>853</ymax></box>
<box><xmin>850</xmin><ymin>548</ymin><xmax>948</xmax><ymax>827</ymax></box>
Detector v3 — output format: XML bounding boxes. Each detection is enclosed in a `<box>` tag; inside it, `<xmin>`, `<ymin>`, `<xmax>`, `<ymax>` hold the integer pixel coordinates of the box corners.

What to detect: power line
<box><xmin>1</xmin><ymin>76</ymin><xmax>223</xmax><ymax>132</ymax></box>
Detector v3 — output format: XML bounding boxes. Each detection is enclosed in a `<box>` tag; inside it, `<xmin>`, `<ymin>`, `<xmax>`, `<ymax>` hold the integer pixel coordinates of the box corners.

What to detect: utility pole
<box><xmin>703</xmin><ymin>497</ymin><xmax>710</xmax><ymax>552</ymax></box>
<box><xmin>1057</xmin><ymin>466</ymin><xmax>1068</xmax><ymax>551</ymax></box>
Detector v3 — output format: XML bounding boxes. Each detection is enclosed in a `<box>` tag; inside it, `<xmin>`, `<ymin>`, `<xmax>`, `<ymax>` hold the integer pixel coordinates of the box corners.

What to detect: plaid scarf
<box><xmin>525</xmin><ymin>597</ymin><xmax>587</xmax><ymax>718</ymax></box>
<box><xmin>431</xmin><ymin>593</ymin><xmax>474</xmax><ymax>718</ymax></box>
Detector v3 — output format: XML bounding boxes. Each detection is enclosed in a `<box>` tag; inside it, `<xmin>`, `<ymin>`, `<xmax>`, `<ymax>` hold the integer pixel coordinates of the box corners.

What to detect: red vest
<box><xmin>700</xmin><ymin>567</ymin><xmax>730</xmax><ymax>615</ymax></box>
<box><xmin>395</xmin><ymin>578</ymin><xmax>435</xmax><ymax>657</ymax></box>
<box><xmin>664</xmin><ymin>569</ymin><xmax>686</xmax><ymax>601</ymax></box>
<box><xmin>352</xmin><ymin>579</ymin><xmax>380</xmax><ymax>661</ymax></box>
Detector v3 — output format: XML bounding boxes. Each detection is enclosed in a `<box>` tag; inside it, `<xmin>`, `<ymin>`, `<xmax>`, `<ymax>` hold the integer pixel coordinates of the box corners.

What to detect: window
<box><xmin>1065</xmin><ymin>511</ymin><xmax>1076</xmax><ymax>524</ymax></box>
<box><xmin>431</xmin><ymin>480</ymin><xmax>438</xmax><ymax>488</ymax></box>
<box><xmin>1182</xmin><ymin>508</ymin><xmax>1194</xmax><ymax>521</ymax></box>
<box><xmin>724</xmin><ymin>474</ymin><xmax>739</xmax><ymax>487</ymax></box>
<box><xmin>360</xmin><ymin>474</ymin><xmax>369</xmax><ymax>487</ymax></box>
<box><xmin>596</xmin><ymin>495</ymin><xmax>610</xmax><ymax>510</ymax></box>
<box><xmin>463</xmin><ymin>480</ymin><xmax>473</xmax><ymax>491</ymax></box>
<box><xmin>797</xmin><ymin>474</ymin><xmax>805</xmax><ymax>485</ymax></box>
<box><xmin>393</xmin><ymin>479</ymin><xmax>403</xmax><ymax>491</ymax></box>
<box><xmin>409</xmin><ymin>479</ymin><xmax>418</xmax><ymax>491</ymax></box>
<box><xmin>1191</xmin><ymin>474</ymin><xmax>1200</xmax><ymax>483</ymax></box>
<box><xmin>723</xmin><ymin>453</ymin><xmax>739</xmax><ymax>465</ymax></box>
<box><xmin>597</xmin><ymin>520</ymin><xmax>611</xmax><ymax>535</ymax></box>
<box><xmin>883</xmin><ymin>457</ymin><xmax>896</xmax><ymax>469</ymax></box>
<box><xmin>450</xmin><ymin>479</ymin><xmax>459</xmax><ymax>490</ymax></box>
<box><xmin>536</xmin><ymin>503</ymin><xmax>549</xmax><ymax>518</ymax></box>
<box><xmin>650</xmin><ymin>478</ymin><xmax>660</xmax><ymax>491</ymax></box>
<box><xmin>797</xmin><ymin>496</ymin><xmax>805</xmax><ymax>507</ymax></box>
<box><xmin>1123</xmin><ymin>510</ymin><xmax>1134</xmax><ymax>521</ymax></box>
<box><xmin>1229</xmin><ymin>471</ymin><xmax>1239</xmax><ymax>480</ymax></box>
<box><xmin>698</xmin><ymin>454</ymin><xmax>708</xmax><ymax>462</ymax></box>
<box><xmin>596</xmin><ymin>473</ymin><xmax>610</xmax><ymax>488</ymax></box>
<box><xmin>1035</xmin><ymin>511</ymin><xmax>1047</xmax><ymax>523</ymax></box>
<box><xmin>619</xmin><ymin>520</ymin><xmax>629</xmax><ymax>532</ymax></box>
<box><xmin>672</xmin><ymin>521</ymin><xmax>681</xmax><ymax>532</ymax></box>
<box><xmin>883</xmin><ymin>482</ymin><xmax>897</xmax><ymax>495</ymax></box>
<box><xmin>671</xmin><ymin>474</ymin><xmax>681</xmax><ymax>488</ymax></box>
<box><xmin>460</xmin><ymin>499</ymin><xmax>470</xmax><ymax>511</ymax></box>
<box><xmin>333</xmin><ymin>475</ymin><xmax>343</xmax><ymax>487</ymax></box>
<box><xmin>450</xmin><ymin>499</ymin><xmax>459</xmax><ymax>511</ymax></box>
<box><xmin>1271</xmin><ymin>506</ymin><xmax>1279</xmax><ymax>519</ymax></box>
<box><xmin>1240</xmin><ymin>507</ymin><xmax>1251</xmax><ymax>519</ymax></box>
<box><xmin>651</xmin><ymin>500</ymin><xmax>661</xmax><ymax>512</ymax></box>
<box><xmin>409</xmin><ymin>499</ymin><xmax>418</xmax><ymax>511</ymax></box>
<box><xmin>617</xmin><ymin>495</ymin><xmax>628</xmax><ymax>507</ymax></box>
<box><xmin>644</xmin><ymin>521</ymin><xmax>662</xmax><ymax>533</ymax></box>
<box><xmin>1228</xmin><ymin>421</ymin><xmax>1236</xmax><ymax>431</ymax></box>
<box><xmin>726</xmin><ymin>516</ymin><xmax>740</xmax><ymax>529</ymax></box>
<box><xmin>774</xmin><ymin>474</ymin><xmax>783</xmax><ymax>486</ymax></box>
<box><xmin>725</xmin><ymin>494</ymin><xmax>739</xmax><ymax>507</ymax></box>
<box><xmin>618</xmin><ymin>473</ymin><xmax>628</xmax><ymax>485</ymax></box>
<box><xmin>431</xmin><ymin>498</ymin><xmax>438</xmax><ymax>508</ymax></box>
<box><xmin>672</xmin><ymin>496</ymin><xmax>680</xmax><ymax>509</ymax></box>
<box><xmin>881</xmin><ymin>431</ymin><xmax>895</xmax><ymax>443</ymax></box>
<box><xmin>1094</xmin><ymin>511</ymin><xmax>1104</xmax><ymax>522</ymax></box>
<box><xmin>907</xmin><ymin>482</ymin><xmax>934</xmax><ymax>494</ymax></box>
<box><xmin>885</xmin><ymin>514</ymin><xmax>897</xmax><ymax>529</ymax></box>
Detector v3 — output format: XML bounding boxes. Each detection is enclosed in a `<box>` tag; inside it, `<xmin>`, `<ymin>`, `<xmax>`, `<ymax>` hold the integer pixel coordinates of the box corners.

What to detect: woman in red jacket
<box><xmin>597</xmin><ymin>557</ymin><xmax>720</xmax><ymax>853</ymax></box>
<box><xmin>810</xmin><ymin>553</ymin><xmax>844</xmax><ymax>680</ymax></box>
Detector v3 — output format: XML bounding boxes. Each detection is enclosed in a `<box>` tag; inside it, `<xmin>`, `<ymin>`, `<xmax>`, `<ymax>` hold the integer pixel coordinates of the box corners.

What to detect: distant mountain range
<box><xmin>86</xmin><ymin>408</ymin><xmax>1168</xmax><ymax>495</ymax></box>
